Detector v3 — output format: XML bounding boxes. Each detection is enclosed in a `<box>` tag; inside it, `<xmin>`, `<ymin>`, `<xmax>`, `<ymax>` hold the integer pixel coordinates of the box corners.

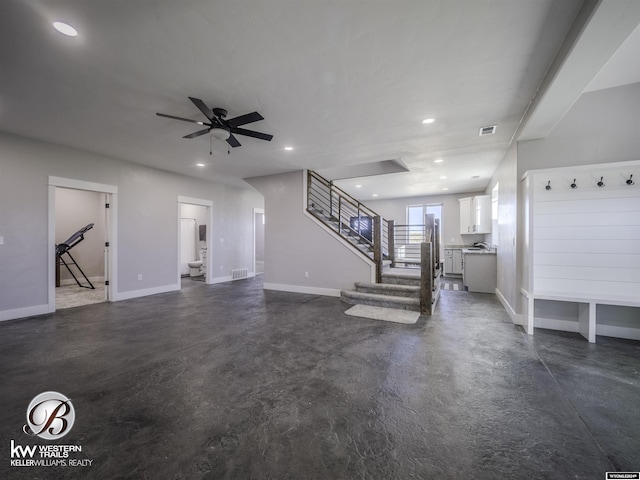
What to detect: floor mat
<box><xmin>344</xmin><ymin>304</ymin><xmax>420</xmax><ymax>324</ymax></box>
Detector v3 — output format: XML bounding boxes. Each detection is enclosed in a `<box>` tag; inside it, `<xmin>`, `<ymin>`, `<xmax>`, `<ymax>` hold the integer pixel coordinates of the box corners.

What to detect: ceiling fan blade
<box><xmin>188</xmin><ymin>97</ymin><xmax>214</xmax><ymax>120</ymax></box>
<box><xmin>226</xmin><ymin>134</ymin><xmax>241</xmax><ymax>148</ymax></box>
<box><xmin>183</xmin><ymin>128</ymin><xmax>211</xmax><ymax>139</ymax></box>
<box><xmin>157</xmin><ymin>112</ymin><xmax>203</xmax><ymax>125</ymax></box>
<box><xmin>232</xmin><ymin>127</ymin><xmax>273</xmax><ymax>142</ymax></box>
<box><xmin>227</xmin><ymin>111</ymin><xmax>264</xmax><ymax>127</ymax></box>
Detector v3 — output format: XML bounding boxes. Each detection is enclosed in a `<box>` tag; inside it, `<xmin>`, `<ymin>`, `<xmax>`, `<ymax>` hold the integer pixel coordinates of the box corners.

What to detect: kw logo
<box><xmin>10</xmin><ymin>440</ymin><xmax>37</xmax><ymax>458</ymax></box>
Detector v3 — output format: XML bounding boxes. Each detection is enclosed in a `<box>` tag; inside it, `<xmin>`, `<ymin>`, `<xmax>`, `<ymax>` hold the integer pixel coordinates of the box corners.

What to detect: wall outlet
<box><xmin>0</xmin><ymin>236</ymin><xmax>4</xmax><ymax>245</ymax></box>
<box><xmin>220</xmin><ymin>265</ymin><xmax>224</xmax><ymax>271</ymax></box>
<box><xmin>220</xmin><ymin>237</ymin><xmax>224</xmax><ymax>243</ymax></box>
<box><xmin>304</xmin><ymin>271</ymin><xmax>309</xmax><ymax>278</ymax></box>
<box><xmin>137</xmin><ymin>274</ymin><xmax>143</xmax><ymax>281</ymax></box>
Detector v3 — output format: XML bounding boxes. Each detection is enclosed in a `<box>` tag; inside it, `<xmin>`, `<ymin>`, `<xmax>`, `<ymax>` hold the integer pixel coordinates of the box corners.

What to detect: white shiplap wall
<box><xmin>528</xmin><ymin>161</ymin><xmax>640</xmax><ymax>302</ymax></box>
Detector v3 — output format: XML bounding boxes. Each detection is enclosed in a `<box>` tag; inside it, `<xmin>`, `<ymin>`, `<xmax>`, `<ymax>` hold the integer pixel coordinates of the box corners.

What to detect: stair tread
<box><xmin>341</xmin><ymin>290</ymin><xmax>420</xmax><ymax>304</ymax></box>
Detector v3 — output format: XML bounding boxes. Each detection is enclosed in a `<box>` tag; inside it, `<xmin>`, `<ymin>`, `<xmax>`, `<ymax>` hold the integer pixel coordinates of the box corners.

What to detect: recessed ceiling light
<box><xmin>422</xmin><ymin>118</ymin><xmax>435</xmax><ymax>124</ymax></box>
<box><xmin>196</xmin><ymin>163</ymin><xmax>205</xmax><ymax>167</ymax></box>
<box><xmin>372</xmin><ymin>193</ymin><xmax>378</xmax><ymax>197</ymax></box>
<box><xmin>355</xmin><ymin>185</ymin><xmax>362</xmax><ymax>188</ymax></box>
<box><xmin>53</xmin><ymin>21</ymin><xmax>78</xmax><ymax>37</ymax></box>
<box><xmin>284</xmin><ymin>146</ymin><xmax>294</xmax><ymax>151</ymax></box>
<box><xmin>434</xmin><ymin>158</ymin><xmax>443</xmax><ymax>163</ymax></box>
<box><xmin>442</xmin><ymin>187</ymin><xmax>449</xmax><ymax>191</ymax></box>
<box><xmin>440</xmin><ymin>175</ymin><xmax>447</xmax><ymax>179</ymax></box>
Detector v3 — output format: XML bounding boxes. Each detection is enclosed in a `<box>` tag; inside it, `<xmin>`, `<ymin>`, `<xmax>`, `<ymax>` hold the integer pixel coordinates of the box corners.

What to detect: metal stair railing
<box><xmin>307</xmin><ymin>170</ymin><xmax>388</xmax><ymax>282</ymax></box>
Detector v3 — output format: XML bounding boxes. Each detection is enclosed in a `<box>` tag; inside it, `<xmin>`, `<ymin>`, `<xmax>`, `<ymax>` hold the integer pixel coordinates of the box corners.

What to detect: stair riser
<box><xmin>355</xmin><ymin>285</ymin><xmax>419</xmax><ymax>298</ymax></box>
<box><xmin>381</xmin><ymin>275</ymin><xmax>421</xmax><ymax>287</ymax></box>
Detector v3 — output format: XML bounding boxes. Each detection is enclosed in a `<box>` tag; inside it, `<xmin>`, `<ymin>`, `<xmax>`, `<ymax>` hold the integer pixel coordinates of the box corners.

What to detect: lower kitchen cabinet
<box><xmin>444</xmin><ymin>248</ymin><xmax>463</xmax><ymax>275</ymax></box>
<box><xmin>462</xmin><ymin>251</ymin><xmax>496</xmax><ymax>293</ymax></box>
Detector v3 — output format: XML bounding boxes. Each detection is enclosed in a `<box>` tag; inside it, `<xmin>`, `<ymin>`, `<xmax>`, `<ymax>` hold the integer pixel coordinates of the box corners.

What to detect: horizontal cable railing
<box><xmin>307</xmin><ymin>170</ymin><xmax>389</xmax><ymax>281</ymax></box>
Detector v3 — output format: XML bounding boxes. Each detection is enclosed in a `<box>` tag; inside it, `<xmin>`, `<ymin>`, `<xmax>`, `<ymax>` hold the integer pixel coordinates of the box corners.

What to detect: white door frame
<box><xmin>177</xmin><ymin>196</ymin><xmax>213</xmax><ymax>285</ymax></box>
<box><xmin>48</xmin><ymin>176</ymin><xmax>118</xmax><ymax>313</ymax></box>
<box><xmin>253</xmin><ymin>208</ymin><xmax>264</xmax><ymax>276</ymax></box>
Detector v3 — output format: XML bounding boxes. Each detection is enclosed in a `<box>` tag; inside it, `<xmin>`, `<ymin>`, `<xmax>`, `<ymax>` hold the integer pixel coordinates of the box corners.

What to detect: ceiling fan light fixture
<box><xmin>210</xmin><ymin>127</ymin><xmax>230</xmax><ymax>140</ymax></box>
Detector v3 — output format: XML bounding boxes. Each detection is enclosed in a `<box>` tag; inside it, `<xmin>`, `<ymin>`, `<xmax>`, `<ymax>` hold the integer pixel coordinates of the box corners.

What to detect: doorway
<box><xmin>48</xmin><ymin>177</ymin><xmax>118</xmax><ymax>313</ymax></box>
<box><xmin>254</xmin><ymin>208</ymin><xmax>265</xmax><ymax>276</ymax></box>
<box><xmin>177</xmin><ymin>196</ymin><xmax>213</xmax><ymax>287</ymax></box>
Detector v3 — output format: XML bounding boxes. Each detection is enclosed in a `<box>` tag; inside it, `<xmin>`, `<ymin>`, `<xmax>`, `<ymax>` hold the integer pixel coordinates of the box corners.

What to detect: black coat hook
<box><xmin>597</xmin><ymin>176</ymin><xmax>605</xmax><ymax>187</ymax></box>
<box><xmin>626</xmin><ymin>174</ymin><xmax>634</xmax><ymax>186</ymax></box>
<box><xmin>570</xmin><ymin>179</ymin><xmax>577</xmax><ymax>189</ymax></box>
<box><xmin>545</xmin><ymin>181</ymin><xmax>551</xmax><ymax>191</ymax></box>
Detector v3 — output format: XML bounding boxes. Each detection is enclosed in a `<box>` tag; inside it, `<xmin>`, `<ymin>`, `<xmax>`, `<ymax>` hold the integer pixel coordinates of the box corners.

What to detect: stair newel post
<box><xmin>388</xmin><ymin>220</ymin><xmax>395</xmax><ymax>268</ymax></box>
<box><xmin>373</xmin><ymin>216</ymin><xmax>382</xmax><ymax>284</ymax></box>
<box><xmin>420</xmin><ymin>242</ymin><xmax>433</xmax><ymax>315</ymax></box>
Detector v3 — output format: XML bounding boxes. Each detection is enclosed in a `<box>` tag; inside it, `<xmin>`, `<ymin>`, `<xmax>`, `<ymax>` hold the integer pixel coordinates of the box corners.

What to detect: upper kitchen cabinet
<box><xmin>459</xmin><ymin>195</ymin><xmax>491</xmax><ymax>234</ymax></box>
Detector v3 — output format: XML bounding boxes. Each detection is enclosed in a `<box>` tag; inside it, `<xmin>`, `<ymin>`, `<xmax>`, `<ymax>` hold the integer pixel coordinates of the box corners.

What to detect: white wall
<box><xmin>246</xmin><ymin>170</ymin><xmax>374</xmax><ymax>296</ymax></box>
<box><xmin>487</xmin><ymin>82</ymin><xmax>640</xmax><ymax>323</ymax></box>
<box><xmin>0</xmin><ymin>132</ymin><xmax>263</xmax><ymax>320</ymax></box>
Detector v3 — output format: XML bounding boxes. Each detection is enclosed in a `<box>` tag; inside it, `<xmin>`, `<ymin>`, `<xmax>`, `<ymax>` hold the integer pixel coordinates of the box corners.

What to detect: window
<box><xmin>406</xmin><ymin>204</ymin><xmax>442</xmax><ymax>244</ymax></box>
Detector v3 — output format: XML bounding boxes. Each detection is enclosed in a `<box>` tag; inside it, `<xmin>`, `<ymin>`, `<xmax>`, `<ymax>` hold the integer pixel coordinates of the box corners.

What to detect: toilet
<box><xmin>188</xmin><ymin>248</ymin><xmax>207</xmax><ymax>277</ymax></box>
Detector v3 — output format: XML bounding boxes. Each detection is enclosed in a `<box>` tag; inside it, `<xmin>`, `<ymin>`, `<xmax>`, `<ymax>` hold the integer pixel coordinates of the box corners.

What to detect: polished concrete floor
<box><xmin>1</xmin><ymin>276</ymin><xmax>638</xmax><ymax>479</ymax></box>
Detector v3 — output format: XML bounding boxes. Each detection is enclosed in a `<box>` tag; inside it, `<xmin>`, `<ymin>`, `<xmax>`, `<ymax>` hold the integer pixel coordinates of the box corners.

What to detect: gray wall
<box><xmin>488</xmin><ymin>82</ymin><xmax>640</xmax><ymax>321</ymax></box>
<box><xmin>55</xmin><ymin>188</ymin><xmax>106</xmax><ymax>282</ymax></box>
<box><xmin>247</xmin><ymin>170</ymin><xmax>373</xmax><ymax>294</ymax></box>
<box><xmin>0</xmin><ymin>132</ymin><xmax>263</xmax><ymax>318</ymax></box>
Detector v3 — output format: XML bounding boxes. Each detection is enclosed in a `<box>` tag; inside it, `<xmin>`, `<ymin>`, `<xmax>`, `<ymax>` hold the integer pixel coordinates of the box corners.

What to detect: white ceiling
<box><xmin>0</xmin><ymin>1</ymin><xmax>638</xmax><ymax>200</ymax></box>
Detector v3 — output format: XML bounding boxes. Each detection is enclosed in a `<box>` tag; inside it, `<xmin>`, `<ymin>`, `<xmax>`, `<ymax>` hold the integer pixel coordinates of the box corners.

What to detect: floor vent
<box><xmin>231</xmin><ymin>268</ymin><xmax>248</xmax><ymax>280</ymax></box>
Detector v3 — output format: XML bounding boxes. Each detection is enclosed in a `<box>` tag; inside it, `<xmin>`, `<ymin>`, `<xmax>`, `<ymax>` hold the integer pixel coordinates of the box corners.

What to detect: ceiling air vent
<box><xmin>479</xmin><ymin>125</ymin><xmax>496</xmax><ymax>136</ymax></box>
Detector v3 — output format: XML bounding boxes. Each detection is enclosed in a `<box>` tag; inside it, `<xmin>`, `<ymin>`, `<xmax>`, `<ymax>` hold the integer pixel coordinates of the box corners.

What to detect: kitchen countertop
<box><xmin>462</xmin><ymin>248</ymin><xmax>496</xmax><ymax>254</ymax></box>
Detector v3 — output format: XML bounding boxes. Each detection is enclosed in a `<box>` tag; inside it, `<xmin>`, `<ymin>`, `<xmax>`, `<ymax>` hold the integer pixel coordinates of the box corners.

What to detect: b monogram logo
<box><xmin>23</xmin><ymin>391</ymin><xmax>75</xmax><ymax>440</ymax></box>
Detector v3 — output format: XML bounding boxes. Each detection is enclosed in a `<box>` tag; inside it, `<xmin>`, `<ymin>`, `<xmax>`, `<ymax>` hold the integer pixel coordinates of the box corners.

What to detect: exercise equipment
<box><xmin>56</xmin><ymin>223</ymin><xmax>96</xmax><ymax>289</ymax></box>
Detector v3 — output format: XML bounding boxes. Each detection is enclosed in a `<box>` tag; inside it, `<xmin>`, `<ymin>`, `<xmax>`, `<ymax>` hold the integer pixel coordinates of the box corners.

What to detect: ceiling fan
<box><xmin>156</xmin><ymin>97</ymin><xmax>273</xmax><ymax>148</ymax></box>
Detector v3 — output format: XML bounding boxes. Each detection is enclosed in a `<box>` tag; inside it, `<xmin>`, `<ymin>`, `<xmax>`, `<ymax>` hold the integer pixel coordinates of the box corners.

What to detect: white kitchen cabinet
<box><xmin>444</xmin><ymin>248</ymin><xmax>463</xmax><ymax>275</ymax></box>
<box><xmin>459</xmin><ymin>195</ymin><xmax>491</xmax><ymax>234</ymax></box>
<box><xmin>458</xmin><ymin>197</ymin><xmax>472</xmax><ymax>234</ymax></box>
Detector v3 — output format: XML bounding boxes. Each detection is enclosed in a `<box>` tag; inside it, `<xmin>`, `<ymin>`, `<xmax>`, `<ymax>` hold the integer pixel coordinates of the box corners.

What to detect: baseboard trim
<box><xmin>535</xmin><ymin>318</ymin><xmax>579</xmax><ymax>333</ymax></box>
<box><xmin>495</xmin><ymin>288</ymin><xmax>521</xmax><ymax>325</ymax></box>
<box><xmin>0</xmin><ymin>304</ymin><xmax>50</xmax><ymax>322</ymax></box>
<box><xmin>114</xmin><ymin>284</ymin><xmax>179</xmax><ymax>302</ymax></box>
<box><xmin>263</xmin><ymin>283</ymin><xmax>341</xmax><ymax>297</ymax></box>
<box><xmin>596</xmin><ymin>324</ymin><xmax>640</xmax><ymax>341</ymax></box>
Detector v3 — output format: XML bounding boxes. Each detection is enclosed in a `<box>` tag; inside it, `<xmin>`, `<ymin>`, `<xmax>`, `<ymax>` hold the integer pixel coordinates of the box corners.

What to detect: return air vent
<box><xmin>231</xmin><ymin>268</ymin><xmax>248</xmax><ymax>280</ymax></box>
<box><xmin>479</xmin><ymin>125</ymin><xmax>497</xmax><ymax>136</ymax></box>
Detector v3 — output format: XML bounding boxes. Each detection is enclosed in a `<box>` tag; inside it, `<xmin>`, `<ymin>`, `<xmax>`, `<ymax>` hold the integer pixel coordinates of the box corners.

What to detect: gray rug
<box><xmin>344</xmin><ymin>304</ymin><xmax>420</xmax><ymax>324</ymax></box>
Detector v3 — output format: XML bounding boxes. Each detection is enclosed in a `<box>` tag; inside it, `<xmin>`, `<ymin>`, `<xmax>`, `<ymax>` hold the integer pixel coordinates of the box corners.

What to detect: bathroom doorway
<box><xmin>177</xmin><ymin>196</ymin><xmax>213</xmax><ymax>287</ymax></box>
<box><xmin>48</xmin><ymin>177</ymin><xmax>118</xmax><ymax>313</ymax></box>
<box><xmin>254</xmin><ymin>208</ymin><xmax>265</xmax><ymax>276</ymax></box>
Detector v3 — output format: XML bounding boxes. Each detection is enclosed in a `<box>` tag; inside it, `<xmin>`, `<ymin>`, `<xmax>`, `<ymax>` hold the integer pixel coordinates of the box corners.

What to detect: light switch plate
<box><xmin>0</xmin><ymin>236</ymin><xmax>4</xmax><ymax>245</ymax></box>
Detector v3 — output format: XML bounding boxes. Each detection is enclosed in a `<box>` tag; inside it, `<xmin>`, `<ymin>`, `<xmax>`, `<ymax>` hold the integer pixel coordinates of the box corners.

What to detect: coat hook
<box><xmin>597</xmin><ymin>176</ymin><xmax>605</xmax><ymax>187</ymax></box>
<box><xmin>626</xmin><ymin>174</ymin><xmax>634</xmax><ymax>186</ymax></box>
<box><xmin>545</xmin><ymin>181</ymin><xmax>551</xmax><ymax>191</ymax></box>
<box><xmin>570</xmin><ymin>179</ymin><xmax>577</xmax><ymax>189</ymax></box>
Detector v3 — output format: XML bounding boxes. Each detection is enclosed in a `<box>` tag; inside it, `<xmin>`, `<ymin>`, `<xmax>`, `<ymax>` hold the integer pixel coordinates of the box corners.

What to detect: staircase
<box><xmin>340</xmin><ymin>271</ymin><xmax>422</xmax><ymax>311</ymax></box>
<box><xmin>306</xmin><ymin>170</ymin><xmax>439</xmax><ymax>315</ymax></box>
<box><xmin>307</xmin><ymin>170</ymin><xmax>389</xmax><ymax>281</ymax></box>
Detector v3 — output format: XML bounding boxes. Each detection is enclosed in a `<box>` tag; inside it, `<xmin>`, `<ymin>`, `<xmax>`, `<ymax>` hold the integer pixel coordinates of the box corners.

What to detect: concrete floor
<box><xmin>1</xmin><ymin>276</ymin><xmax>638</xmax><ymax>479</ymax></box>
